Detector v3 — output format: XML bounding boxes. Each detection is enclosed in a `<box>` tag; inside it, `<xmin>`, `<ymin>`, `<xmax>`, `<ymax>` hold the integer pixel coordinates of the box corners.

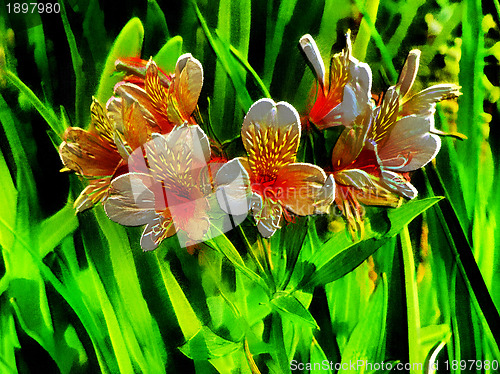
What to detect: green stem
<box><xmin>352</xmin><ymin>0</ymin><xmax>380</xmax><ymax>61</ymax></box>
<box><xmin>400</xmin><ymin>225</ymin><xmax>420</xmax><ymax>374</ymax></box>
<box><xmin>352</xmin><ymin>0</ymin><xmax>398</xmax><ymax>82</ymax></box>
<box><xmin>58</xmin><ymin>0</ymin><xmax>85</xmax><ymax>127</ymax></box>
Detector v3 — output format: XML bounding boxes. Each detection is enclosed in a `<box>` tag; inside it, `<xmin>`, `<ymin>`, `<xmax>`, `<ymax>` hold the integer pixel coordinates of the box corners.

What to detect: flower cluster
<box><xmin>300</xmin><ymin>34</ymin><xmax>461</xmax><ymax>237</ymax></box>
<box><xmin>59</xmin><ymin>32</ymin><xmax>460</xmax><ymax>250</ymax></box>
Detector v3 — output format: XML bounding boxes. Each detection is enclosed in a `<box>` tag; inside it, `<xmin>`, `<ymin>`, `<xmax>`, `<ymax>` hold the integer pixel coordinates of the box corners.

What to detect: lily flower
<box><xmin>300</xmin><ymin>32</ymin><xmax>372</xmax><ymax>129</ymax></box>
<box><xmin>215</xmin><ymin>98</ymin><xmax>335</xmax><ymax>238</ymax></box>
<box><xmin>113</xmin><ymin>53</ymin><xmax>203</xmax><ymax>133</ymax></box>
<box><xmin>59</xmin><ymin>54</ymin><xmax>204</xmax><ymax>213</ymax></box>
<box><xmin>104</xmin><ymin>125</ymin><xmax>213</xmax><ymax>251</ymax></box>
<box><xmin>115</xmin><ymin>57</ymin><xmax>172</xmax><ymax>88</ymax></box>
<box><xmin>59</xmin><ymin>99</ymin><xmax>136</xmax><ymax>212</ymax></box>
<box><xmin>329</xmin><ymin>105</ymin><xmax>401</xmax><ymax>238</ymax></box>
<box><xmin>366</xmin><ymin>50</ymin><xmax>462</xmax><ymax>198</ymax></box>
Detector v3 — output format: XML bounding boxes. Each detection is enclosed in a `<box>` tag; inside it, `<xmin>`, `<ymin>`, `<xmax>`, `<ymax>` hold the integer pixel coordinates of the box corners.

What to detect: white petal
<box><xmin>299</xmin><ymin>34</ymin><xmax>326</xmax><ymax>86</ymax></box>
<box><xmin>397</xmin><ymin>50</ymin><xmax>420</xmax><ymax>98</ymax></box>
<box><xmin>380</xmin><ymin>170</ymin><xmax>418</xmax><ymax>199</ymax></box>
<box><xmin>377</xmin><ymin>115</ymin><xmax>441</xmax><ymax>172</ymax></box>
<box><xmin>104</xmin><ymin>173</ymin><xmax>157</xmax><ymax>226</ymax></box>
<box><xmin>215</xmin><ymin>159</ymin><xmax>251</xmax><ymax>216</ymax></box>
<box><xmin>314</xmin><ymin>174</ymin><xmax>335</xmax><ymax>214</ymax></box>
<box><xmin>242</xmin><ymin>98</ymin><xmax>301</xmax><ymax>133</ymax></box>
<box><xmin>349</xmin><ymin>60</ymin><xmax>372</xmax><ymax>105</ymax></box>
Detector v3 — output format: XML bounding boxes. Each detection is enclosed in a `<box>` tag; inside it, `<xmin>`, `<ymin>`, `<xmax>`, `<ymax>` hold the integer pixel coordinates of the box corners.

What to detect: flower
<box><xmin>300</xmin><ymin>32</ymin><xmax>372</xmax><ymax>129</ymax></box>
<box><xmin>104</xmin><ymin>125</ymin><xmax>213</xmax><ymax>251</ymax></box>
<box><xmin>59</xmin><ymin>99</ymin><xmax>131</xmax><ymax>212</ymax></box>
<box><xmin>59</xmin><ymin>54</ymin><xmax>204</xmax><ymax>213</ymax></box>
<box><xmin>114</xmin><ymin>53</ymin><xmax>203</xmax><ymax>133</ymax></box>
<box><xmin>330</xmin><ymin>105</ymin><xmax>401</xmax><ymax>238</ymax></box>
<box><xmin>329</xmin><ymin>49</ymin><xmax>461</xmax><ymax>237</ymax></box>
<box><xmin>215</xmin><ymin>98</ymin><xmax>335</xmax><ymax>238</ymax></box>
<box><xmin>115</xmin><ymin>57</ymin><xmax>172</xmax><ymax>88</ymax></box>
<box><xmin>366</xmin><ymin>50</ymin><xmax>462</xmax><ymax>198</ymax></box>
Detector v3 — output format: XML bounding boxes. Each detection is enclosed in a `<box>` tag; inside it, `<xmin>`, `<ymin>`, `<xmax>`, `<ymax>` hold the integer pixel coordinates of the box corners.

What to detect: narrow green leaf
<box><xmin>338</xmin><ymin>274</ymin><xmax>388</xmax><ymax>373</ymax></box>
<box><xmin>4</xmin><ymin>71</ymin><xmax>62</xmax><ymax>136</ymax></box>
<box><xmin>193</xmin><ymin>1</ymin><xmax>253</xmax><ymax>111</ymax></box>
<box><xmin>400</xmin><ymin>226</ymin><xmax>420</xmax><ymax>374</ymax></box>
<box><xmin>155</xmin><ymin>249</ymin><xmax>202</xmax><ymax>340</ymax></box>
<box><xmin>386</xmin><ymin>197</ymin><xmax>443</xmax><ymax>236</ymax></box>
<box><xmin>37</xmin><ymin>204</ymin><xmax>78</xmax><ymax>258</ymax></box>
<box><xmin>208</xmin><ymin>233</ymin><xmax>269</xmax><ymax>293</ymax></box>
<box><xmin>179</xmin><ymin>326</ymin><xmax>240</xmax><ymax>360</ymax></box>
<box><xmin>270</xmin><ymin>292</ymin><xmax>319</xmax><ymax>330</ymax></box>
<box><xmin>154</xmin><ymin>36</ymin><xmax>183</xmax><ymax>73</ymax></box>
<box><xmin>95</xmin><ymin>17</ymin><xmax>144</xmax><ymax>104</ymax></box>
<box><xmin>59</xmin><ymin>0</ymin><xmax>85</xmax><ymax>127</ymax></box>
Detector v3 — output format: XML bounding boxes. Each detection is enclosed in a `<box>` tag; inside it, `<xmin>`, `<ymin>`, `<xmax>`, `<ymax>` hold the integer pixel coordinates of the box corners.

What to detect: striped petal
<box><xmin>241</xmin><ymin>98</ymin><xmax>301</xmax><ymax>180</ymax></box>
<box><xmin>402</xmin><ymin>84</ymin><xmax>461</xmax><ymax>118</ymax></box>
<box><xmin>376</xmin><ymin>115</ymin><xmax>441</xmax><ymax>172</ymax></box>
<box><xmin>273</xmin><ymin>162</ymin><xmax>328</xmax><ymax>216</ymax></box>
<box><xmin>104</xmin><ymin>173</ymin><xmax>157</xmax><ymax>226</ymax></box>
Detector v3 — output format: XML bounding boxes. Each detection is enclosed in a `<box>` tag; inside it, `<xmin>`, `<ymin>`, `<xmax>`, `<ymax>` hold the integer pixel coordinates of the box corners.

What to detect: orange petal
<box><xmin>273</xmin><ymin>162</ymin><xmax>329</xmax><ymax>216</ymax></box>
<box><xmin>331</xmin><ymin>107</ymin><xmax>371</xmax><ymax>169</ymax></box>
<box><xmin>90</xmin><ymin>98</ymin><xmax>115</xmax><ymax>146</ymax></box>
<box><xmin>59</xmin><ymin>127</ymin><xmax>122</xmax><ymax>177</ymax></box>
<box><xmin>73</xmin><ymin>178</ymin><xmax>112</xmax><ymax>212</ymax></box>
<box><xmin>173</xmin><ymin>53</ymin><xmax>203</xmax><ymax>122</ymax></box>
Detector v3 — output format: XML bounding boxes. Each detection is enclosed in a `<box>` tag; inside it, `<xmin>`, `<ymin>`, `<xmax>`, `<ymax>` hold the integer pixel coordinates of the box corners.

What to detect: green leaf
<box><xmin>300</xmin><ymin>236</ymin><xmax>390</xmax><ymax>290</ymax></box>
<box><xmin>37</xmin><ymin>204</ymin><xmax>79</xmax><ymax>258</ymax></box>
<box><xmin>95</xmin><ymin>17</ymin><xmax>144</xmax><ymax>104</ymax></box>
<box><xmin>193</xmin><ymin>1</ymin><xmax>253</xmax><ymax>112</ymax></box>
<box><xmin>270</xmin><ymin>292</ymin><xmax>319</xmax><ymax>330</ymax></box>
<box><xmin>386</xmin><ymin>197</ymin><xmax>443</xmax><ymax>237</ymax></box>
<box><xmin>309</xmin><ymin>338</ymin><xmax>332</xmax><ymax>374</ymax></box>
<box><xmin>179</xmin><ymin>326</ymin><xmax>240</xmax><ymax>360</ymax></box>
<box><xmin>337</xmin><ymin>274</ymin><xmax>388</xmax><ymax>373</ymax></box>
<box><xmin>300</xmin><ymin>198</ymin><xmax>442</xmax><ymax>289</ymax></box>
<box><xmin>154</xmin><ymin>36</ymin><xmax>183</xmax><ymax>73</ymax></box>
<box><xmin>208</xmin><ymin>233</ymin><xmax>269</xmax><ymax>293</ymax></box>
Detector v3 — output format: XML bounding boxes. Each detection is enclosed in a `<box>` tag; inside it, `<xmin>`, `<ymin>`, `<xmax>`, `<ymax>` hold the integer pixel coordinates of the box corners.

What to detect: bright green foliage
<box><xmin>0</xmin><ymin>0</ymin><xmax>498</xmax><ymax>373</ymax></box>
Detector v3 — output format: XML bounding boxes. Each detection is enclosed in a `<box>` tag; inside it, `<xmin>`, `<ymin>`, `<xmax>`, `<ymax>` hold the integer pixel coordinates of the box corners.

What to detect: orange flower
<box><xmin>104</xmin><ymin>125</ymin><xmax>213</xmax><ymax>250</ymax></box>
<box><xmin>330</xmin><ymin>105</ymin><xmax>401</xmax><ymax>237</ymax></box>
<box><xmin>300</xmin><ymin>32</ymin><xmax>372</xmax><ymax>129</ymax></box>
<box><xmin>59</xmin><ymin>54</ymin><xmax>204</xmax><ymax>212</ymax></box>
<box><xmin>215</xmin><ymin>98</ymin><xmax>335</xmax><ymax>238</ymax></box>
<box><xmin>114</xmin><ymin>54</ymin><xmax>203</xmax><ymax>133</ymax></box>
<box><xmin>366</xmin><ymin>50</ymin><xmax>462</xmax><ymax>198</ymax></box>
<box><xmin>59</xmin><ymin>99</ymin><xmax>134</xmax><ymax>212</ymax></box>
